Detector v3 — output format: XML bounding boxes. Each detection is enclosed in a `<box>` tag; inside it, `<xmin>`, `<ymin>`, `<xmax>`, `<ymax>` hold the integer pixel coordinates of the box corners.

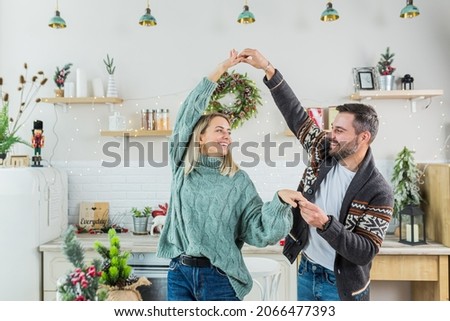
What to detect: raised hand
<box><xmin>209</xmin><ymin>49</ymin><xmax>243</xmax><ymax>82</ymax></box>
<box><xmin>239</xmin><ymin>48</ymin><xmax>269</xmax><ymax>70</ymax></box>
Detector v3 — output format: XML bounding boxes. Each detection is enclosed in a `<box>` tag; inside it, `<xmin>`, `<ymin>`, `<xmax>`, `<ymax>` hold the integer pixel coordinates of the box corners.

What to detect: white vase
<box><xmin>106</xmin><ymin>74</ymin><xmax>118</xmax><ymax>97</ymax></box>
<box><xmin>379</xmin><ymin>75</ymin><xmax>395</xmax><ymax>91</ymax></box>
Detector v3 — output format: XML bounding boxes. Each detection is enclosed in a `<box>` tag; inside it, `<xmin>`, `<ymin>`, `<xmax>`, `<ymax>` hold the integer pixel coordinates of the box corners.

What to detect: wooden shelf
<box><xmin>100</xmin><ymin>129</ymin><xmax>172</xmax><ymax>137</ymax></box>
<box><xmin>350</xmin><ymin>89</ymin><xmax>443</xmax><ymax>101</ymax></box>
<box><xmin>40</xmin><ymin>97</ymin><xmax>124</xmax><ymax>104</ymax></box>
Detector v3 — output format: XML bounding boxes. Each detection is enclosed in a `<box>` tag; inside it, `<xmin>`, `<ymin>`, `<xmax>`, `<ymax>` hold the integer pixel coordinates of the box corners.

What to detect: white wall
<box><xmin>1</xmin><ymin>0</ymin><xmax>449</xmax><ymax>163</ymax></box>
<box><xmin>1</xmin><ymin>0</ymin><xmax>449</xmax><ymax>300</ymax></box>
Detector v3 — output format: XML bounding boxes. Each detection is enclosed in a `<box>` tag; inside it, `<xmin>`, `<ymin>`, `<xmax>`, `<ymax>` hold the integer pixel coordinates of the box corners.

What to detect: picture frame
<box><xmin>353</xmin><ymin>67</ymin><xmax>377</xmax><ymax>91</ymax></box>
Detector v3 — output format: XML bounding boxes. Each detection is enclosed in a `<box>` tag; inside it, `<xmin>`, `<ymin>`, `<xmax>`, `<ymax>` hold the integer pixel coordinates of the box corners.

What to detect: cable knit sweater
<box><xmin>157</xmin><ymin>77</ymin><xmax>293</xmax><ymax>300</ymax></box>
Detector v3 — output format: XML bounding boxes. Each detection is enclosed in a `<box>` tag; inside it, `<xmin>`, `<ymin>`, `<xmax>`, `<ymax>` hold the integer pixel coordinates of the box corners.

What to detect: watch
<box><xmin>321</xmin><ymin>215</ymin><xmax>332</xmax><ymax>231</ymax></box>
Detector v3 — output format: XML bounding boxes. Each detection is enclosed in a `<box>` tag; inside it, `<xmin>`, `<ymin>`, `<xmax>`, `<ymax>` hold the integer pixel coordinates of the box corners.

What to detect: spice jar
<box><xmin>155</xmin><ymin>109</ymin><xmax>170</xmax><ymax>130</ymax></box>
<box><xmin>141</xmin><ymin>109</ymin><xmax>150</xmax><ymax>130</ymax></box>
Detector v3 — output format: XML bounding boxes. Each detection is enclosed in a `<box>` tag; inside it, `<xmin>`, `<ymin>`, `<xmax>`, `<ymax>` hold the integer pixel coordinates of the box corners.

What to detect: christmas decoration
<box><xmin>93</xmin><ymin>228</ymin><xmax>136</xmax><ymax>288</ymax></box>
<box><xmin>53</xmin><ymin>63</ymin><xmax>72</xmax><ymax>89</ymax></box>
<box><xmin>151</xmin><ymin>202</ymin><xmax>168</xmax><ymax>217</ymax></box>
<box><xmin>0</xmin><ymin>63</ymin><xmax>47</xmax><ymax>156</ymax></box>
<box><xmin>391</xmin><ymin>146</ymin><xmax>423</xmax><ymax>218</ymax></box>
<box><xmin>206</xmin><ymin>71</ymin><xmax>262</xmax><ymax>129</ymax></box>
<box><xmin>377</xmin><ymin>47</ymin><xmax>396</xmax><ymax>76</ymax></box>
<box><xmin>57</xmin><ymin>226</ymin><xmax>106</xmax><ymax>301</ymax></box>
<box><xmin>94</xmin><ymin>228</ymin><xmax>150</xmax><ymax>300</ymax></box>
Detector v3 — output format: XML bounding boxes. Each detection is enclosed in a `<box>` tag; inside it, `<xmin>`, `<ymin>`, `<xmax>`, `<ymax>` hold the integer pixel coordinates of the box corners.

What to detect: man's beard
<box><xmin>329</xmin><ymin>136</ymin><xmax>359</xmax><ymax>161</ymax></box>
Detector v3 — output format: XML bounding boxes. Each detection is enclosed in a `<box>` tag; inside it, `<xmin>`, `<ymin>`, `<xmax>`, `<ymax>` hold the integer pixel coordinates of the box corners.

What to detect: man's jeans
<box><xmin>167</xmin><ymin>258</ymin><xmax>240</xmax><ymax>301</ymax></box>
<box><xmin>297</xmin><ymin>255</ymin><xmax>340</xmax><ymax>301</ymax></box>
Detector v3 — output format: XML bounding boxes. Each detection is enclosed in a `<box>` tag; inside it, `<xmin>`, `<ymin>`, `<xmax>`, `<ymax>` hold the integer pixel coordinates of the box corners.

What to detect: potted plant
<box><xmin>390</xmin><ymin>146</ymin><xmax>423</xmax><ymax>234</ymax></box>
<box><xmin>0</xmin><ymin>64</ymin><xmax>47</xmax><ymax>161</ymax></box>
<box><xmin>377</xmin><ymin>47</ymin><xmax>396</xmax><ymax>91</ymax></box>
<box><xmin>53</xmin><ymin>63</ymin><xmax>73</xmax><ymax>97</ymax></box>
<box><xmin>57</xmin><ymin>226</ymin><xmax>107</xmax><ymax>301</ymax></box>
<box><xmin>93</xmin><ymin>228</ymin><xmax>150</xmax><ymax>301</ymax></box>
<box><xmin>131</xmin><ymin>206</ymin><xmax>152</xmax><ymax>235</ymax></box>
<box><xmin>103</xmin><ymin>54</ymin><xmax>118</xmax><ymax>97</ymax></box>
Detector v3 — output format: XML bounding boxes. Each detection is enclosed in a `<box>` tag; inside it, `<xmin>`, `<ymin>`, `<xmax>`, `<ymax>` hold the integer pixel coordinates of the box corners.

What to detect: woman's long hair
<box><xmin>183</xmin><ymin>112</ymin><xmax>239</xmax><ymax>177</ymax></box>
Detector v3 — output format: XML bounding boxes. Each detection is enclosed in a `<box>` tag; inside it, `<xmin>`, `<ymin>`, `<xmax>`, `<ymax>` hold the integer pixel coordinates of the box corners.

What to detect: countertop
<box><xmin>39</xmin><ymin>233</ymin><xmax>450</xmax><ymax>256</ymax></box>
<box><xmin>38</xmin><ymin>232</ymin><xmax>285</xmax><ymax>255</ymax></box>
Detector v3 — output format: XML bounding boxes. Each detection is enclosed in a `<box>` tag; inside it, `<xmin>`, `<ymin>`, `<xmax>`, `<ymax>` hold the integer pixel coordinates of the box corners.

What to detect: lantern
<box><xmin>399</xmin><ymin>205</ymin><xmax>426</xmax><ymax>245</ymax></box>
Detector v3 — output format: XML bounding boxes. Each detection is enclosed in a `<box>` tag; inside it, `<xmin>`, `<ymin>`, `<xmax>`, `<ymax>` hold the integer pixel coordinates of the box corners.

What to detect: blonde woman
<box><xmin>157</xmin><ymin>50</ymin><xmax>303</xmax><ymax>301</ymax></box>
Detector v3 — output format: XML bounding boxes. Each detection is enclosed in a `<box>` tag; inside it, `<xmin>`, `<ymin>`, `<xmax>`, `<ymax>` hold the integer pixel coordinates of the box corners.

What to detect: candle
<box><xmin>406</xmin><ymin>223</ymin><xmax>419</xmax><ymax>242</ymax></box>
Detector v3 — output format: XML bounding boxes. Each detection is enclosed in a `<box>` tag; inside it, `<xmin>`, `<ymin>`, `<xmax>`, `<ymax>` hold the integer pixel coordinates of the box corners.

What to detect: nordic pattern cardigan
<box><xmin>264</xmin><ymin>70</ymin><xmax>394</xmax><ymax>301</ymax></box>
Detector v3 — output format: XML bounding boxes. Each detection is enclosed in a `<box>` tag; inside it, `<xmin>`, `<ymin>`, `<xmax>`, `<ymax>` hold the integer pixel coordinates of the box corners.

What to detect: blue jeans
<box><xmin>167</xmin><ymin>258</ymin><xmax>240</xmax><ymax>301</ymax></box>
<box><xmin>297</xmin><ymin>255</ymin><xmax>340</xmax><ymax>301</ymax></box>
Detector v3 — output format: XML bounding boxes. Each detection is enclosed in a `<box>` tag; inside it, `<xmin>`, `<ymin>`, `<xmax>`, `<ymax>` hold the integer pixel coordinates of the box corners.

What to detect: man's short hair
<box><xmin>336</xmin><ymin>103</ymin><xmax>379</xmax><ymax>143</ymax></box>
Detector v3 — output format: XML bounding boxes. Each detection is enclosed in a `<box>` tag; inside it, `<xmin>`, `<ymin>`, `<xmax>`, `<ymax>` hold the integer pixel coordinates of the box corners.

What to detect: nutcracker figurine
<box><xmin>31</xmin><ymin>120</ymin><xmax>44</xmax><ymax>167</ymax></box>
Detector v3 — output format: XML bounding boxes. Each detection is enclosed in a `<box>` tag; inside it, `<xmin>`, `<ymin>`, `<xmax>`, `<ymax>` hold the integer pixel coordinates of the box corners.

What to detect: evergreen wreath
<box><xmin>206</xmin><ymin>70</ymin><xmax>262</xmax><ymax>129</ymax></box>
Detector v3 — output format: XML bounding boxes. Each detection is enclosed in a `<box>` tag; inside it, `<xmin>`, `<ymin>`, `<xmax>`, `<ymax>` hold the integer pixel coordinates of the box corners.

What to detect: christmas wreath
<box><xmin>206</xmin><ymin>71</ymin><xmax>262</xmax><ymax>129</ymax></box>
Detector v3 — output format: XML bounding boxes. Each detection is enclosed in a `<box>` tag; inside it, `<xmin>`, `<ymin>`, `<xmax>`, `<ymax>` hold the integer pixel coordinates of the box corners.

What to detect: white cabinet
<box><xmin>42</xmin><ymin>250</ymin><xmax>100</xmax><ymax>300</ymax></box>
<box><xmin>40</xmin><ymin>235</ymin><xmax>297</xmax><ymax>301</ymax></box>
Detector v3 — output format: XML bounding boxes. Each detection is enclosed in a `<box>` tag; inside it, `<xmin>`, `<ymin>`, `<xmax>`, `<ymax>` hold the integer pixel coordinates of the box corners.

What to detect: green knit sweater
<box><xmin>157</xmin><ymin>77</ymin><xmax>293</xmax><ymax>300</ymax></box>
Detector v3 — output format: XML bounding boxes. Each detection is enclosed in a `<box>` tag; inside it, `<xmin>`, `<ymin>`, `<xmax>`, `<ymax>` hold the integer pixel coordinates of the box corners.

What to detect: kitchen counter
<box><xmin>38</xmin><ymin>232</ymin><xmax>286</xmax><ymax>254</ymax></box>
<box><xmin>39</xmin><ymin>233</ymin><xmax>450</xmax><ymax>255</ymax></box>
<box><xmin>39</xmin><ymin>233</ymin><xmax>450</xmax><ymax>301</ymax></box>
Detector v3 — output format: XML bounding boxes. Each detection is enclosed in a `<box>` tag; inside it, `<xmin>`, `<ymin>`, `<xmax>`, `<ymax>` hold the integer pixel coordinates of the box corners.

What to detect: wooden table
<box><xmin>372</xmin><ymin>236</ymin><xmax>450</xmax><ymax>300</ymax></box>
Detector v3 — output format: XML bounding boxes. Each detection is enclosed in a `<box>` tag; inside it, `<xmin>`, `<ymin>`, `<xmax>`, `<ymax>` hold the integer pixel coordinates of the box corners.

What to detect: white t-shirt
<box><xmin>303</xmin><ymin>162</ymin><xmax>355</xmax><ymax>271</ymax></box>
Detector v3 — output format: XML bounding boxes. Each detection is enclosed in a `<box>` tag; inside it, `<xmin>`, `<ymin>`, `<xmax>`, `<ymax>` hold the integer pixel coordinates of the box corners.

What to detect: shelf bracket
<box><xmin>409</xmin><ymin>96</ymin><xmax>425</xmax><ymax>113</ymax></box>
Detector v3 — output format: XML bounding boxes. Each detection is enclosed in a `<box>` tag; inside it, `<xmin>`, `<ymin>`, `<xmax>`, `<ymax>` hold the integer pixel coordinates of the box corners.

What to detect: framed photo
<box><xmin>353</xmin><ymin>67</ymin><xmax>377</xmax><ymax>91</ymax></box>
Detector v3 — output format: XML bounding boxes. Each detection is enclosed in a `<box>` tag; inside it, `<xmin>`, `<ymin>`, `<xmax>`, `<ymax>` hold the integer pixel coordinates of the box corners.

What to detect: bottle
<box><xmin>109</xmin><ymin>112</ymin><xmax>126</xmax><ymax>131</ymax></box>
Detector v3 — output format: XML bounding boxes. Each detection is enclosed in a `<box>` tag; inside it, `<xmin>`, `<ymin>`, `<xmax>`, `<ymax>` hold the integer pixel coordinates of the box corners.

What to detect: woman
<box><xmin>156</xmin><ymin>50</ymin><xmax>303</xmax><ymax>301</ymax></box>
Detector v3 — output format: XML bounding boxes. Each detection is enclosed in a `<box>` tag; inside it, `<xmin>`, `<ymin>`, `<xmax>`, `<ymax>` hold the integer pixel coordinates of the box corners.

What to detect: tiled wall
<box><xmin>59</xmin><ymin>159</ymin><xmax>393</xmax><ymax>230</ymax></box>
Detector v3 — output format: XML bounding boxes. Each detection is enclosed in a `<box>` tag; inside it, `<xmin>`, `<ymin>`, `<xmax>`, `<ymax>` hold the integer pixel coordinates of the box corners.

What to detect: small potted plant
<box><xmin>377</xmin><ymin>47</ymin><xmax>396</xmax><ymax>91</ymax></box>
<box><xmin>131</xmin><ymin>206</ymin><xmax>152</xmax><ymax>235</ymax></box>
<box><xmin>53</xmin><ymin>63</ymin><xmax>72</xmax><ymax>97</ymax></box>
<box><xmin>94</xmin><ymin>228</ymin><xmax>150</xmax><ymax>300</ymax></box>
<box><xmin>390</xmin><ymin>146</ymin><xmax>423</xmax><ymax>234</ymax></box>
<box><xmin>103</xmin><ymin>54</ymin><xmax>118</xmax><ymax>97</ymax></box>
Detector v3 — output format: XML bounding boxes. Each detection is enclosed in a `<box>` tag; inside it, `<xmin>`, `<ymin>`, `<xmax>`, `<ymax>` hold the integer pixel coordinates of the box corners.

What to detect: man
<box><xmin>239</xmin><ymin>49</ymin><xmax>394</xmax><ymax>301</ymax></box>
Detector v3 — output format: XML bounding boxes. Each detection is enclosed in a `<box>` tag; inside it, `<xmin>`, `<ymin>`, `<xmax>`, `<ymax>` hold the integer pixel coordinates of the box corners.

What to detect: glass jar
<box><xmin>156</xmin><ymin>109</ymin><xmax>170</xmax><ymax>130</ymax></box>
<box><xmin>141</xmin><ymin>109</ymin><xmax>150</xmax><ymax>130</ymax></box>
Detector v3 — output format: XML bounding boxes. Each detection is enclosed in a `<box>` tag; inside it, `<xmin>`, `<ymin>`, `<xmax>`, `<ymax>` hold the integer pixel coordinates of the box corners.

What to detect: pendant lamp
<box><xmin>400</xmin><ymin>0</ymin><xmax>420</xmax><ymax>19</ymax></box>
<box><xmin>320</xmin><ymin>2</ymin><xmax>340</xmax><ymax>22</ymax></box>
<box><xmin>139</xmin><ymin>0</ymin><xmax>157</xmax><ymax>26</ymax></box>
<box><xmin>49</xmin><ymin>0</ymin><xmax>67</xmax><ymax>29</ymax></box>
<box><xmin>237</xmin><ymin>0</ymin><xmax>255</xmax><ymax>24</ymax></box>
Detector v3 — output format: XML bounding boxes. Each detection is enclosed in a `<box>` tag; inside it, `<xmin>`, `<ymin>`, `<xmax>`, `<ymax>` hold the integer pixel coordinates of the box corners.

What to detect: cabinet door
<box><xmin>42</xmin><ymin>251</ymin><xmax>100</xmax><ymax>300</ymax></box>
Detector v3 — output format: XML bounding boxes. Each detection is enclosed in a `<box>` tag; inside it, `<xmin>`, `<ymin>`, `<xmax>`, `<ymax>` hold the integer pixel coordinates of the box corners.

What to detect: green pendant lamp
<box><xmin>400</xmin><ymin>0</ymin><xmax>420</xmax><ymax>19</ymax></box>
<box><xmin>49</xmin><ymin>0</ymin><xmax>66</xmax><ymax>29</ymax></box>
<box><xmin>237</xmin><ymin>1</ymin><xmax>255</xmax><ymax>24</ymax></box>
<box><xmin>139</xmin><ymin>0</ymin><xmax>157</xmax><ymax>26</ymax></box>
<box><xmin>320</xmin><ymin>2</ymin><xmax>340</xmax><ymax>22</ymax></box>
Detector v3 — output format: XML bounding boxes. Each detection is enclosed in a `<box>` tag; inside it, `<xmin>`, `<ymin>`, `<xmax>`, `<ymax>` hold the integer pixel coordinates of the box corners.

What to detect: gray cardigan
<box><xmin>264</xmin><ymin>70</ymin><xmax>394</xmax><ymax>300</ymax></box>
